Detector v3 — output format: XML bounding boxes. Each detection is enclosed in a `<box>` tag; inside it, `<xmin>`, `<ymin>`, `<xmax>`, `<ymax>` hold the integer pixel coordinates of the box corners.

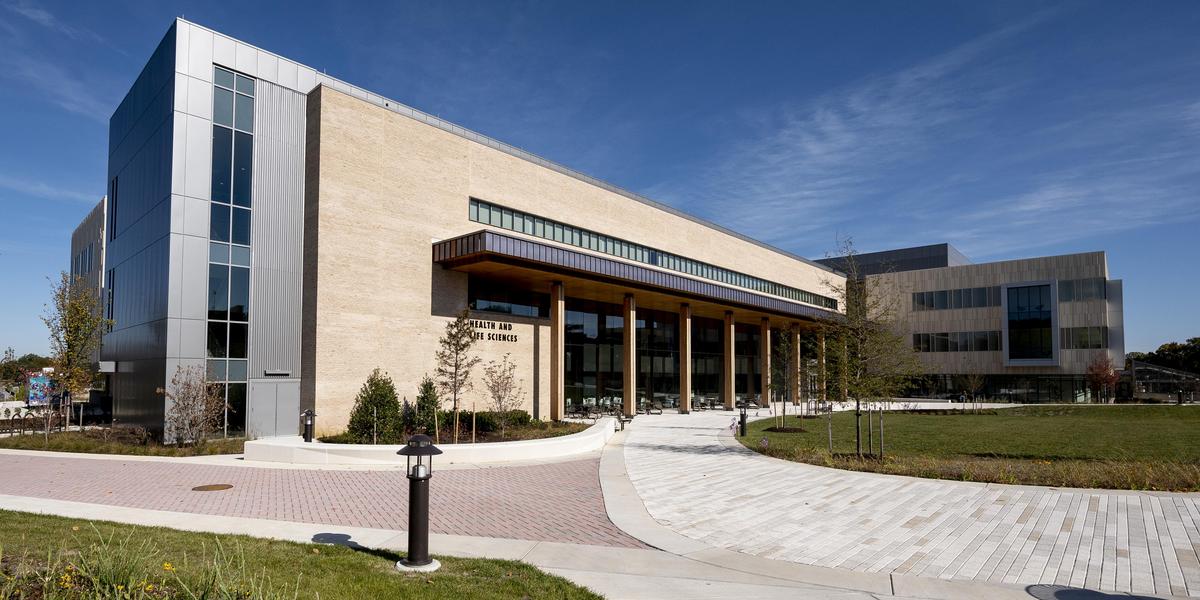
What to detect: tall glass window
<box><xmin>564</xmin><ymin>299</ymin><xmax>624</xmax><ymax>412</ymax></box>
<box><xmin>691</xmin><ymin>317</ymin><xmax>724</xmax><ymax>407</ymax></box>
<box><xmin>636</xmin><ymin>308</ymin><xmax>679</xmax><ymax>408</ymax></box>
<box><xmin>1007</xmin><ymin>284</ymin><xmax>1053</xmax><ymax>360</ymax></box>
<box><xmin>207</xmin><ymin>65</ymin><xmax>255</xmax><ymax>436</ymax></box>
<box><xmin>734</xmin><ymin>324</ymin><xmax>761</xmax><ymax>403</ymax></box>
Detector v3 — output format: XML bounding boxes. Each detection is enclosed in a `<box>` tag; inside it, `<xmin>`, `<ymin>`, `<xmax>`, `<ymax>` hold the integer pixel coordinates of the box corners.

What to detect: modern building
<box><xmin>69</xmin><ymin>196</ymin><xmax>108</xmax><ymax>365</ymax></box>
<box><xmin>93</xmin><ymin>19</ymin><xmax>845</xmax><ymax>438</ymax></box>
<box><xmin>818</xmin><ymin>244</ymin><xmax>1126</xmax><ymax>403</ymax></box>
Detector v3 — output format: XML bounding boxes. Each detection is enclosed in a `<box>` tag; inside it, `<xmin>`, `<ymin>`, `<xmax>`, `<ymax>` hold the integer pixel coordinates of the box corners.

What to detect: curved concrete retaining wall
<box><xmin>244</xmin><ymin>418</ymin><xmax>617</xmax><ymax>465</ymax></box>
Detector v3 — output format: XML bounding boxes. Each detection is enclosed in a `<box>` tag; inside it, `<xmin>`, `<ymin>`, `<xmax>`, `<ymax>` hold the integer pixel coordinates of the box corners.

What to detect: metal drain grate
<box><xmin>191</xmin><ymin>484</ymin><xmax>234</xmax><ymax>492</ymax></box>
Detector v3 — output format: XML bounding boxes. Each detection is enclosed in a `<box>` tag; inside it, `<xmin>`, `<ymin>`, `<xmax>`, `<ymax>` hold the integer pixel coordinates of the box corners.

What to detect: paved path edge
<box><xmin>600</xmin><ymin>428</ymin><xmax>1047</xmax><ymax>600</ymax></box>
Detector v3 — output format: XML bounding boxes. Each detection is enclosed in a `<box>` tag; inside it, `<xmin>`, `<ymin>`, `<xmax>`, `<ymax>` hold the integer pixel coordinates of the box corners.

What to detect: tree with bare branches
<box><xmin>165</xmin><ymin>365</ymin><xmax>226</xmax><ymax>445</ymax></box>
<box><xmin>821</xmin><ymin>237</ymin><xmax>924</xmax><ymax>457</ymax></box>
<box><xmin>481</xmin><ymin>353</ymin><xmax>527</xmax><ymax>439</ymax></box>
<box><xmin>435</xmin><ymin>310</ymin><xmax>480</xmax><ymax>444</ymax></box>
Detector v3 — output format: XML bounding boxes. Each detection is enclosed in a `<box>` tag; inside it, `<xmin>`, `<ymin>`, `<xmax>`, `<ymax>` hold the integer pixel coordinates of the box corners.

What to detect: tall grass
<box><xmin>0</xmin><ymin>524</ymin><xmax>299</xmax><ymax>599</ymax></box>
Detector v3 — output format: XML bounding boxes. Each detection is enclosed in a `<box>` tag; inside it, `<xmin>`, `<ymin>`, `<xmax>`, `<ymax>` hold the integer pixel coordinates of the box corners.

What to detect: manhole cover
<box><xmin>191</xmin><ymin>484</ymin><xmax>233</xmax><ymax>492</ymax></box>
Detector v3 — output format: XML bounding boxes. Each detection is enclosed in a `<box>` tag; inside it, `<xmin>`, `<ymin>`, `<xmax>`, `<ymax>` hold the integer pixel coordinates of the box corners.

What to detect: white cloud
<box><xmin>3</xmin><ymin>0</ymin><xmax>105</xmax><ymax>43</ymax></box>
<box><xmin>0</xmin><ymin>173</ymin><xmax>96</xmax><ymax>204</ymax></box>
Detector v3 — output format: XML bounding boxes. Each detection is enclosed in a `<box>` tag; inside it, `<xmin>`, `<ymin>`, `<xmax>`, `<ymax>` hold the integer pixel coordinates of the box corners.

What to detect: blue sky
<box><xmin>0</xmin><ymin>0</ymin><xmax>1197</xmax><ymax>356</ymax></box>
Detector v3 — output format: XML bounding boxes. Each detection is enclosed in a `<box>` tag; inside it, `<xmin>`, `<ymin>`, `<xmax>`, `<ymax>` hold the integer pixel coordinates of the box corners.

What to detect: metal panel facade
<box><xmin>248</xmin><ymin>80</ymin><xmax>306</xmax><ymax>379</ymax></box>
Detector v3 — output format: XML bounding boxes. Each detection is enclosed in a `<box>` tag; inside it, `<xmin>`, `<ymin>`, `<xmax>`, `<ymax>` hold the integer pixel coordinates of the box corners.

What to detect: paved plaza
<box><xmin>0</xmin><ymin>451</ymin><xmax>642</xmax><ymax>548</ymax></box>
<box><xmin>623</xmin><ymin>410</ymin><xmax>1200</xmax><ymax>598</ymax></box>
<box><xmin>2</xmin><ymin>416</ymin><xmax>1198</xmax><ymax>598</ymax></box>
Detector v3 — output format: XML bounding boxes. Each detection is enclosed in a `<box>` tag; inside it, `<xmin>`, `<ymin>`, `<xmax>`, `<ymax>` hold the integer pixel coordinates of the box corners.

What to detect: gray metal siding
<box><xmin>248</xmin><ymin>80</ymin><xmax>306</xmax><ymax>379</ymax></box>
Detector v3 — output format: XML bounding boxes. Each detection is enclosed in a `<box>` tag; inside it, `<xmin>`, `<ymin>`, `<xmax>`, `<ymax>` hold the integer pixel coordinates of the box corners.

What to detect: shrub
<box><xmin>414</xmin><ymin>375</ymin><xmax>439</xmax><ymax>436</ymax></box>
<box><xmin>346</xmin><ymin>369</ymin><xmax>402</xmax><ymax>444</ymax></box>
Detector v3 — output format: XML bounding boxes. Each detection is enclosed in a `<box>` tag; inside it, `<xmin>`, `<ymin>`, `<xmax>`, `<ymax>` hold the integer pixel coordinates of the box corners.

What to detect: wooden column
<box><xmin>723</xmin><ymin>311</ymin><xmax>736</xmax><ymax>410</ymax></box>
<box><xmin>623</xmin><ymin>294</ymin><xmax>637</xmax><ymax>418</ymax></box>
<box><xmin>678</xmin><ymin>303</ymin><xmax>692</xmax><ymax>414</ymax></box>
<box><xmin>760</xmin><ymin>318</ymin><xmax>771</xmax><ymax>409</ymax></box>
<box><xmin>789</xmin><ymin>325</ymin><xmax>801</xmax><ymax>406</ymax></box>
<box><xmin>550</xmin><ymin>281</ymin><xmax>565</xmax><ymax>421</ymax></box>
<box><xmin>818</xmin><ymin>331</ymin><xmax>827</xmax><ymax>404</ymax></box>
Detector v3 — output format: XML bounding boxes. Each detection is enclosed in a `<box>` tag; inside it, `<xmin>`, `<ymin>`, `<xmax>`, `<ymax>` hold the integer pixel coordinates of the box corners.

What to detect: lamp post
<box><xmin>396</xmin><ymin>434</ymin><xmax>443</xmax><ymax>573</ymax></box>
<box><xmin>301</xmin><ymin>409</ymin><xmax>316</xmax><ymax>443</ymax></box>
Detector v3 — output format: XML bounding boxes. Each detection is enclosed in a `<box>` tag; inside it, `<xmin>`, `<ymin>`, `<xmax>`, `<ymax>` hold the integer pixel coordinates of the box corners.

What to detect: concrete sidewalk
<box><xmin>0</xmin><ymin>493</ymin><xmax>922</xmax><ymax>600</ymax></box>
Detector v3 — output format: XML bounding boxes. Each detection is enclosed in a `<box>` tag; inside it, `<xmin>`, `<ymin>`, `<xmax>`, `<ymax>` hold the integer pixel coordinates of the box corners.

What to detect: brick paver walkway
<box><xmin>624</xmin><ymin>412</ymin><xmax>1200</xmax><ymax>597</ymax></box>
<box><xmin>0</xmin><ymin>453</ymin><xmax>644</xmax><ymax>548</ymax></box>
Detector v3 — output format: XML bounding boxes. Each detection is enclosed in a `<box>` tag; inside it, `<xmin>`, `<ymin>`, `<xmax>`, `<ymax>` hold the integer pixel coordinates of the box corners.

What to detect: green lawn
<box><xmin>743</xmin><ymin>405</ymin><xmax>1200</xmax><ymax>490</ymax></box>
<box><xmin>0</xmin><ymin>510</ymin><xmax>601</xmax><ymax>599</ymax></box>
<box><xmin>0</xmin><ymin>430</ymin><xmax>245</xmax><ymax>456</ymax></box>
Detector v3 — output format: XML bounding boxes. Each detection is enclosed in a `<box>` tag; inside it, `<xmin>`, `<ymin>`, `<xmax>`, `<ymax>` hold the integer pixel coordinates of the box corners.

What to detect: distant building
<box><xmin>818</xmin><ymin>245</ymin><xmax>1126</xmax><ymax>403</ymax></box>
<box><xmin>70</xmin><ymin>196</ymin><xmax>108</xmax><ymax>365</ymax></box>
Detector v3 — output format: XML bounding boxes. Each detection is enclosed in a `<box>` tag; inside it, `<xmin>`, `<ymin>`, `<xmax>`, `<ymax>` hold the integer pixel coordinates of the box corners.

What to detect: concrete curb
<box><xmin>244</xmin><ymin>417</ymin><xmax>618</xmax><ymax>466</ymax></box>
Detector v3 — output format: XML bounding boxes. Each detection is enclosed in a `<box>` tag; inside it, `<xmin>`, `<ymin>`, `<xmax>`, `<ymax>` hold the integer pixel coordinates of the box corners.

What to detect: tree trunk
<box><xmin>826</xmin><ymin>401</ymin><xmax>833</xmax><ymax>454</ymax></box>
<box><xmin>854</xmin><ymin>399</ymin><xmax>862</xmax><ymax>457</ymax></box>
<box><xmin>879</xmin><ymin>404</ymin><xmax>885</xmax><ymax>459</ymax></box>
<box><xmin>867</xmin><ymin>403</ymin><xmax>873</xmax><ymax>457</ymax></box>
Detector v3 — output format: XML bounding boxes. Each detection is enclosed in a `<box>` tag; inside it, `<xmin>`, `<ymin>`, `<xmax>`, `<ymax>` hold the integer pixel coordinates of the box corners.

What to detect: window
<box><xmin>210</xmin><ymin>203</ymin><xmax>231</xmax><ymax>242</ymax></box>
<box><xmin>1007</xmin><ymin>284</ymin><xmax>1053</xmax><ymax>360</ymax></box>
<box><xmin>105</xmin><ymin>269</ymin><xmax>114</xmax><ymax>330</ymax></box>
<box><xmin>466</xmin><ymin>198</ymin><xmax>838</xmax><ymax>310</ymax></box>
<box><xmin>208</xmin><ymin>65</ymin><xmax>256</xmax><ymax>437</ymax></box>
<box><xmin>108</xmin><ymin>177</ymin><xmax>118</xmax><ymax>241</ymax></box>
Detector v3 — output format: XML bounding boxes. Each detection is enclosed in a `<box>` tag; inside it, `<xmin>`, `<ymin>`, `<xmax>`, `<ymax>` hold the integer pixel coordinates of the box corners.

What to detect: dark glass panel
<box><xmin>210</xmin><ymin>202</ymin><xmax>231</xmax><ymax>242</ymax></box>
<box><xmin>207</xmin><ymin>322</ymin><xmax>227</xmax><ymax>358</ymax></box>
<box><xmin>226</xmin><ymin>383</ymin><xmax>246</xmax><ymax>434</ymax></box>
<box><xmin>232</xmin><ymin>132</ymin><xmax>253</xmax><ymax>207</ymax></box>
<box><xmin>210</xmin><ymin>125</ymin><xmax>233</xmax><ymax>202</ymax></box>
<box><xmin>231</xmin><ymin>208</ymin><xmax>251</xmax><ymax>245</ymax></box>
<box><xmin>229</xmin><ymin>266</ymin><xmax>249</xmax><ymax>321</ymax></box>
<box><xmin>207</xmin><ymin>264</ymin><xmax>228</xmax><ymax>320</ymax></box>
<box><xmin>228</xmin><ymin>323</ymin><xmax>248</xmax><ymax>358</ymax></box>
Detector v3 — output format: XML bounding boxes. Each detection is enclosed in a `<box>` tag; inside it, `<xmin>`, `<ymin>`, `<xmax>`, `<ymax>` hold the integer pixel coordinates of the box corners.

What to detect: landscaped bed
<box><xmin>0</xmin><ymin>429</ymin><xmax>245</xmax><ymax>456</ymax></box>
<box><xmin>741</xmin><ymin>405</ymin><xmax>1200</xmax><ymax>491</ymax></box>
<box><xmin>319</xmin><ymin>415</ymin><xmax>589</xmax><ymax>445</ymax></box>
<box><xmin>0</xmin><ymin>510</ymin><xmax>601</xmax><ymax>599</ymax></box>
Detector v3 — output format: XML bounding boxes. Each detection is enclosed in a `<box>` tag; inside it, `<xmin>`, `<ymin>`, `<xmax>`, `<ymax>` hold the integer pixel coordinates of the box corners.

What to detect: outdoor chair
<box><xmin>646</xmin><ymin>402</ymin><xmax>664</xmax><ymax>415</ymax></box>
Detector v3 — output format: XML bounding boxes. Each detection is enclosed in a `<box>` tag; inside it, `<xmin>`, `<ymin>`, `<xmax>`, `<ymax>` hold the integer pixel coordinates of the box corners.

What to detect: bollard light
<box><xmin>739</xmin><ymin>403</ymin><xmax>748</xmax><ymax>437</ymax></box>
<box><xmin>396</xmin><ymin>434</ymin><xmax>443</xmax><ymax>572</ymax></box>
<box><xmin>301</xmin><ymin>409</ymin><xmax>316</xmax><ymax>443</ymax></box>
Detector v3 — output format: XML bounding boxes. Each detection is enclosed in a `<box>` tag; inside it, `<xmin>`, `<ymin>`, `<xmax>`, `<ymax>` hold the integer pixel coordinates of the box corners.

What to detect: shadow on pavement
<box><xmin>1025</xmin><ymin>584</ymin><xmax>1164</xmax><ymax>599</ymax></box>
<box><xmin>311</xmin><ymin>532</ymin><xmax>403</xmax><ymax>562</ymax></box>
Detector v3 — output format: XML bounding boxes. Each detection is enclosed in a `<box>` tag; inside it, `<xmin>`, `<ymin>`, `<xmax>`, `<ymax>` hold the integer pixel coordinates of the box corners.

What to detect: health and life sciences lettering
<box><xmin>471</xmin><ymin>319</ymin><xmax>519</xmax><ymax>342</ymax></box>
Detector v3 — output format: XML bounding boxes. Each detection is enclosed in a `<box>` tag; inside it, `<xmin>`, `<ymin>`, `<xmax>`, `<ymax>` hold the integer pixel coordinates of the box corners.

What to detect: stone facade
<box><xmin>870</xmin><ymin>251</ymin><xmax>1124</xmax><ymax>379</ymax></box>
<box><xmin>302</xmin><ymin>86</ymin><xmax>841</xmax><ymax>434</ymax></box>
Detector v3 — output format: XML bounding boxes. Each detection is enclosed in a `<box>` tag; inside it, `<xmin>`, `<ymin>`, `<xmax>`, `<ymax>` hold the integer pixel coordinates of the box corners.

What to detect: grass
<box><xmin>741</xmin><ymin>405</ymin><xmax>1200</xmax><ymax>491</ymax></box>
<box><xmin>0</xmin><ymin>510</ymin><xmax>601</xmax><ymax>599</ymax></box>
<box><xmin>0</xmin><ymin>430</ymin><xmax>245</xmax><ymax>457</ymax></box>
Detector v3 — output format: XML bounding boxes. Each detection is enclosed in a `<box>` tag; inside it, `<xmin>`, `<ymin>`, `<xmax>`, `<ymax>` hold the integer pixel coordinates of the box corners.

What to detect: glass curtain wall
<box><xmin>636</xmin><ymin>308</ymin><xmax>679</xmax><ymax>408</ymax></box>
<box><xmin>734</xmin><ymin>324</ymin><xmax>761</xmax><ymax>404</ymax></box>
<box><xmin>691</xmin><ymin>317</ymin><xmax>723</xmax><ymax>409</ymax></box>
<box><xmin>206</xmin><ymin>65</ymin><xmax>254</xmax><ymax>435</ymax></box>
<box><xmin>1007</xmin><ymin>285</ymin><xmax>1053</xmax><ymax>360</ymax></box>
<box><xmin>564</xmin><ymin>299</ymin><xmax>624</xmax><ymax>412</ymax></box>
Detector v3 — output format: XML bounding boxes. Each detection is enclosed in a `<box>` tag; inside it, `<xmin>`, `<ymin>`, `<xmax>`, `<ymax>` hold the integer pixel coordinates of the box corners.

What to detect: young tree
<box><xmin>346</xmin><ymin>368</ymin><xmax>402</xmax><ymax>443</ymax></box>
<box><xmin>481</xmin><ymin>353</ymin><xmax>527</xmax><ymax>439</ymax></box>
<box><xmin>414</xmin><ymin>375</ymin><xmax>440</xmax><ymax>438</ymax></box>
<box><xmin>435</xmin><ymin>310</ymin><xmax>479</xmax><ymax>444</ymax></box>
<box><xmin>1086</xmin><ymin>354</ymin><xmax>1120</xmax><ymax>403</ymax></box>
<box><xmin>768</xmin><ymin>326</ymin><xmax>798</xmax><ymax>429</ymax></box>
<box><xmin>821</xmin><ymin>238</ymin><xmax>924</xmax><ymax>457</ymax></box>
<box><xmin>41</xmin><ymin>272</ymin><xmax>109</xmax><ymax>414</ymax></box>
<box><xmin>165</xmin><ymin>365</ymin><xmax>225</xmax><ymax>446</ymax></box>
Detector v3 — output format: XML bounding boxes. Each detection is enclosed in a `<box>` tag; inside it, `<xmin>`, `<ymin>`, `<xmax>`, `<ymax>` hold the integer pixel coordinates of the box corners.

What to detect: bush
<box><xmin>459</xmin><ymin>410</ymin><xmax>532</xmax><ymax>435</ymax></box>
<box><xmin>346</xmin><ymin>369</ymin><xmax>403</xmax><ymax>444</ymax></box>
<box><xmin>414</xmin><ymin>376</ymin><xmax>440</xmax><ymax>436</ymax></box>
